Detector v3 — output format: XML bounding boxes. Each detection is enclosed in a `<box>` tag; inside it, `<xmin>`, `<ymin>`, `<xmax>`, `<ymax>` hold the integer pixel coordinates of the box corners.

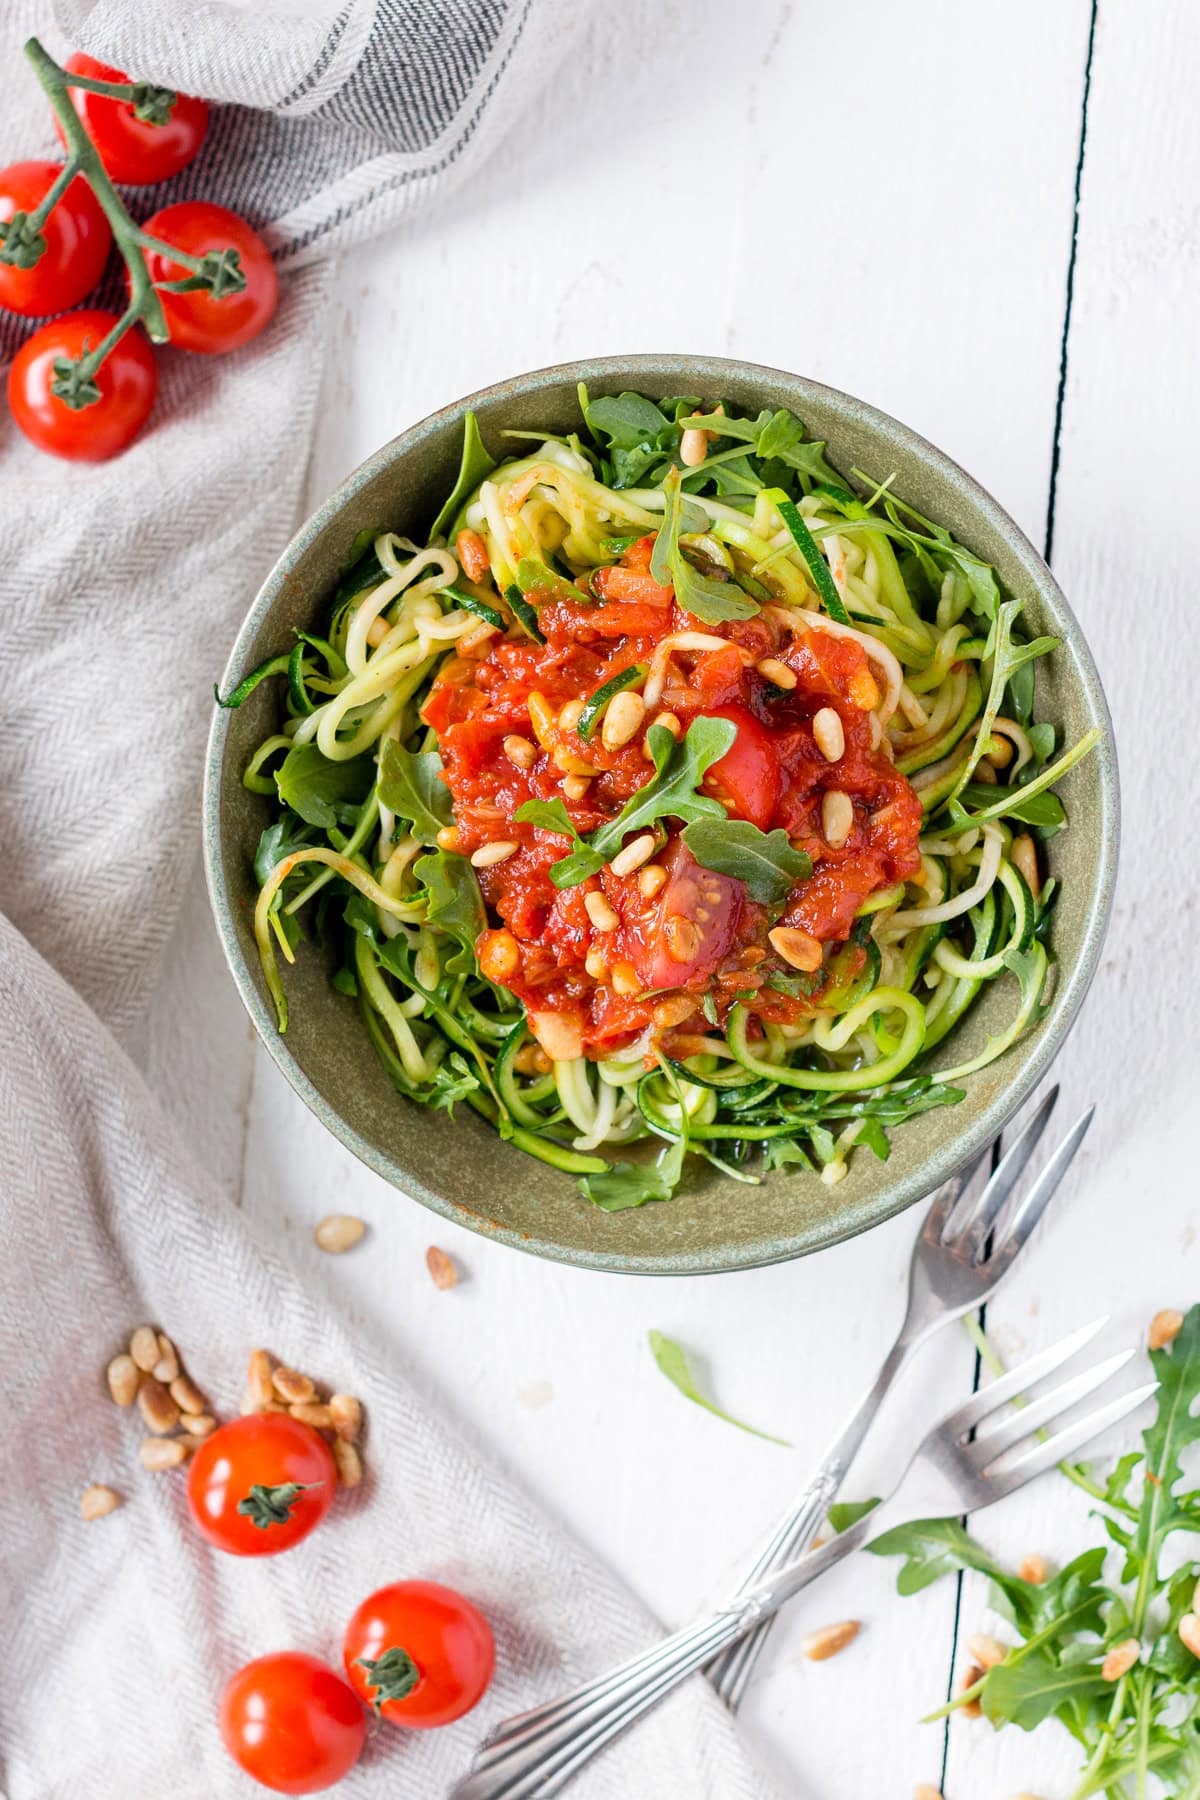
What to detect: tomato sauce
<box><xmin>421</xmin><ymin>535</ymin><xmax>923</xmax><ymax>1057</ymax></box>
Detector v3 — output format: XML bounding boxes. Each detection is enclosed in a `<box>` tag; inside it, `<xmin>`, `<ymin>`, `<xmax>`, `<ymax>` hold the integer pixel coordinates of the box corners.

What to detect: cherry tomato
<box><xmin>0</xmin><ymin>160</ymin><xmax>111</xmax><ymax>318</ymax></box>
<box><xmin>220</xmin><ymin>1653</ymin><xmax>365</xmax><ymax>1795</ymax></box>
<box><xmin>626</xmin><ymin>839</ymin><xmax>743</xmax><ymax>989</ymax></box>
<box><xmin>702</xmin><ymin>703</ymin><xmax>781</xmax><ymax>828</ymax></box>
<box><xmin>56</xmin><ymin>54</ymin><xmax>209</xmax><ymax>186</ymax></box>
<box><xmin>187</xmin><ymin>1414</ymin><xmax>336</xmax><ymax>1557</ymax></box>
<box><xmin>7</xmin><ymin>308</ymin><xmax>156</xmax><ymax>461</ymax></box>
<box><xmin>343</xmin><ymin>1580</ymin><xmax>495</xmax><ymax>1728</ymax></box>
<box><xmin>137</xmin><ymin>202</ymin><xmax>278</xmax><ymax>354</ymax></box>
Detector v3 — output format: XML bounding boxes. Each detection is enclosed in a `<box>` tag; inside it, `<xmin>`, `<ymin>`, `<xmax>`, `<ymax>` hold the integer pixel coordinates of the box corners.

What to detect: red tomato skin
<box><xmin>56</xmin><ymin>54</ymin><xmax>209</xmax><ymax>186</ymax></box>
<box><xmin>343</xmin><ymin>1580</ymin><xmax>496</xmax><ymax>1728</ymax></box>
<box><xmin>0</xmin><ymin>160</ymin><xmax>111</xmax><ymax>317</ymax></box>
<box><xmin>7</xmin><ymin>309</ymin><xmax>156</xmax><ymax>461</ymax></box>
<box><xmin>139</xmin><ymin>202</ymin><xmax>278</xmax><ymax>354</ymax></box>
<box><xmin>186</xmin><ymin>1414</ymin><xmax>336</xmax><ymax>1557</ymax></box>
<box><xmin>220</xmin><ymin>1653</ymin><xmax>365</xmax><ymax>1795</ymax></box>
<box><xmin>702</xmin><ymin>704</ymin><xmax>781</xmax><ymax>828</ymax></box>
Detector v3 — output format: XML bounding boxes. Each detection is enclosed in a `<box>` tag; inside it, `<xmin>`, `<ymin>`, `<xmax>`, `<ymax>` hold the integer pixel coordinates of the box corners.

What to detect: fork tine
<box><xmin>943</xmin><ymin>1085</ymin><xmax>1059</xmax><ymax>1251</ymax></box>
<box><xmin>944</xmin><ymin>1315</ymin><xmax>1108</xmax><ymax>1438</ymax></box>
<box><xmin>980</xmin><ymin>1382</ymin><xmax>1159</xmax><ymax>1502</ymax></box>
<box><xmin>969</xmin><ymin>1348</ymin><xmax>1136</xmax><ymax>1466</ymax></box>
<box><xmin>922</xmin><ymin>1148</ymin><xmax>991</xmax><ymax>1243</ymax></box>
<box><xmin>988</xmin><ymin>1106</ymin><xmax>1095</xmax><ymax>1266</ymax></box>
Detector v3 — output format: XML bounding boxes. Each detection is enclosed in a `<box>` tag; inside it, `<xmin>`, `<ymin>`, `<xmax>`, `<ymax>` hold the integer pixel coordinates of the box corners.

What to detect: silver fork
<box><xmin>453</xmin><ymin>1318</ymin><xmax>1153</xmax><ymax>1798</ymax></box>
<box><xmin>708</xmin><ymin>1085</ymin><xmax>1091</xmax><ymax>1709</ymax></box>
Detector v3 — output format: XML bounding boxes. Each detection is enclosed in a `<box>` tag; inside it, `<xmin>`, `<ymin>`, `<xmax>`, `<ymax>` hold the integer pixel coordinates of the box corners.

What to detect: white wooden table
<box><xmin>146</xmin><ymin>3</ymin><xmax>1199</xmax><ymax>1793</ymax></box>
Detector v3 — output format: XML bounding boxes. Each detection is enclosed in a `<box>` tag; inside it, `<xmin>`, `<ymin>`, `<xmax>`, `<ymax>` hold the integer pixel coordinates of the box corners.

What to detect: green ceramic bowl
<box><xmin>203</xmin><ymin>355</ymin><xmax>1118</xmax><ymax>1275</ymax></box>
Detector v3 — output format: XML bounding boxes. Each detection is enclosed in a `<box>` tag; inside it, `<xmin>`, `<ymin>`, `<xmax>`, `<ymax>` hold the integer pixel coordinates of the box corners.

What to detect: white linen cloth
<box><xmin>0</xmin><ymin>3</ymin><xmax>778</xmax><ymax>1796</ymax></box>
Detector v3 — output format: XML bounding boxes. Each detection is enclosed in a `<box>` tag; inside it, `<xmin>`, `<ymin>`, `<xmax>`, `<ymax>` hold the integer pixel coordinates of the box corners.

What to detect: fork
<box><xmin>453</xmin><ymin>1317</ymin><xmax>1153</xmax><ymax>1798</ymax></box>
<box><xmin>708</xmin><ymin>1085</ymin><xmax>1091</xmax><ymax>1709</ymax></box>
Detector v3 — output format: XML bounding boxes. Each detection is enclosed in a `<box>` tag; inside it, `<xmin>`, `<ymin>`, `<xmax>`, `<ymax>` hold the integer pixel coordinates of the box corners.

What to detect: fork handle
<box><xmin>708</xmin><ymin>1331</ymin><xmax>915</xmax><ymax>1710</ymax></box>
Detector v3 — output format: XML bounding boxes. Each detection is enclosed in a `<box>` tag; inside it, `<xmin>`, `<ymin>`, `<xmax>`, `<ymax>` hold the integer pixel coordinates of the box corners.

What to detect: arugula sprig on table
<box><xmin>869</xmin><ymin>1307</ymin><xmax>1200</xmax><ymax>1797</ymax></box>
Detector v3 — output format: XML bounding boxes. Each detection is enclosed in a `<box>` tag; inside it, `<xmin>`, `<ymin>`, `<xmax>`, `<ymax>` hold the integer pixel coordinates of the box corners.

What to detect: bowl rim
<box><xmin>202</xmin><ymin>352</ymin><xmax>1119</xmax><ymax>1276</ymax></box>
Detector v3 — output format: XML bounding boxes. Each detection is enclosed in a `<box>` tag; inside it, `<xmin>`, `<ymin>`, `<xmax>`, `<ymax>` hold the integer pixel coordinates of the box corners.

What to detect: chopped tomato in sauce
<box><xmin>422</xmin><ymin>534</ymin><xmax>923</xmax><ymax>1057</ymax></box>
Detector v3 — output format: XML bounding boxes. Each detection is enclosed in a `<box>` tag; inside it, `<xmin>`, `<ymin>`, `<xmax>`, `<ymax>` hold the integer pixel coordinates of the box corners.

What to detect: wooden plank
<box><xmin>147</xmin><ymin>0</ymin><xmax>1095</xmax><ymax>1791</ymax></box>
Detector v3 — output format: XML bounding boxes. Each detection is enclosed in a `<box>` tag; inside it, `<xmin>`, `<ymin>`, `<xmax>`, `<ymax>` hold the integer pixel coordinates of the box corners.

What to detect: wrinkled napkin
<box><xmin>0</xmin><ymin>2</ymin><xmax>777</xmax><ymax>1795</ymax></box>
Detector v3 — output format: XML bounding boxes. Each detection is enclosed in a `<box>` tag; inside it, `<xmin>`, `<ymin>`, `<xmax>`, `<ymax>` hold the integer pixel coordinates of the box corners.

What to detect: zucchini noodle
<box><xmin>227</xmin><ymin>390</ymin><xmax>1099</xmax><ymax>1210</ymax></box>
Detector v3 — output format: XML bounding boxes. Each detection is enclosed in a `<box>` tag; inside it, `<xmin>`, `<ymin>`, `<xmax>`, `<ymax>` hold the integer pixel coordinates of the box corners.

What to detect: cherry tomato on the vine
<box><xmin>343</xmin><ymin>1580</ymin><xmax>495</xmax><ymax>1728</ymax></box>
<box><xmin>220</xmin><ymin>1653</ymin><xmax>366</xmax><ymax>1795</ymax></box>
<box><xmin>7</xmin><ymin>308</ymin><xmax>156</xmax><ymax>461</ymax></box>
<box><xmin>187</xmin><ymin>1414</ymin><xmax>336</xmax><ymax>1557</ymax></box>
<box><xmin>0</xmin><ymin>160</ymin><xmax>111</xmax><ymax>318</ymax></box>
<box><xmin>56</xmin><ymin>53</ymin><xmax>209</xmax><ymax>186</ymax></box>
<box><xmin>139</xmin><ymin>202</ymin><xmax>278</xmax><ymax>354</ymax></box>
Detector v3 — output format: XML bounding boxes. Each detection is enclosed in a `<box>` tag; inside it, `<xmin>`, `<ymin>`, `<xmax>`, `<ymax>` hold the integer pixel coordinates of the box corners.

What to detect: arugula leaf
<box><xmin>254</xmin><ymin>810</ymin><xmax>317</xmax><ymax>887</ymax></box>
<box><xmin>377</xmin><ymin>741</ymin><xmax>452</xmax><ymax>844</ymax></box>
<box><xmin>581</xmin><ymin>1138</ymin><xmax>685</xmax><ymax>1212</ymax></box>
<box><xmin>762</xmin><ymin>1138</ymin><xmax>814</xmax><ymax>1172</ymax></box>
<box><xmin>867</xmin><ymin>1516</ymin><xmax>1012</xmax><ymax>1595</ymax></box>
<box><xmin>590</xmin><ymin>717</ymin><xmax>736</xmax><ymax>858</ymax></box>
<box><xmin>513</xmin><ymin>798</ymin><xmax>605</xmax><ymax>886</ymax></box>
<box><xmin>652</xmin><ymin>468</ymin><xmax>759</xmax><ymax>622</ymax></box>
<box><xmin>981</xmin><ymin>1652</ymin><xmax>1108</xmax><ymax>1733</ymax></box>
<box><xmin>429</xmin><ymin>411</ymin><xmax>496</xmax><ymax>540</ymax></box>
<box><xmin>580</xmin><ymin>389</ymin><xmax>678</xmax><ymax>488</ymax></box>
<box><xmin>680</xmin><ymin>406</ymin><xmax>842</xmax><ymax>493</ymax></box>
<box><xmin>275</xmin><ymin>744</ymin><xmax>375</xmax><ymax>828</ymax></box>
<box><xmin>681</xmin><ymin>818</ymin><xmax>812</xmax><ymax>905</ymax></box>
<box><xmin>647</xmin><ymin>1330</ymin><xmax>789</xmax><ymax>1444</ymax></box>
<box><xmin>827</xmin><ymin>1497</ymin><xmax>881</xmax><ymax>1533</ymax></box>
<box><xmin>412</xmin><ymin>849</ymin><xmax>485</xmax><ymax>976</ymax></box>
<box><xmin>959</xmin><ymin>781</ymin><xmax>1067</xmax><ymax>834</ymax></box>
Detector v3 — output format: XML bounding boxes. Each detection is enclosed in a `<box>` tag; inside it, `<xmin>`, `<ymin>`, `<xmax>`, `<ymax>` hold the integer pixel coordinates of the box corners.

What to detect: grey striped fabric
<box><xmin>0</xmin><ymin>4</ymin><xmax>778</xmax><ymax>1797</ymax></box>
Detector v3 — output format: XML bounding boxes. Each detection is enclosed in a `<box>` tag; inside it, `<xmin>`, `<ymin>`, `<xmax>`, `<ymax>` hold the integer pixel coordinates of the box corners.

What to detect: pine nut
<box><xmin>427</xmin><ymin>1245</ymin><xmax>458</xmax><ymax>1289</ymax></box>
<box><xmin>585</xmin><ymin>947</ymin><xmax>607</xmax><ymax>979</ymax></box>
<box><xmin>585</xmin><ymin>891</ymin><xmax>620</xmax><ymax>933</ymax></box>
<box><xmin>768</xmin><ymin>926</ymin><xmax>823</xmax><ymax>973</ymax></box>
<box><xmin>975</xmin><ymin>758</ymin><xmax>998</xmax><ymax>784</ymax></box>
<box><xmin>987</xmin><ymin>734</ymin><xmax>1014</xmax><ymax>768</ymax></box>
<box><xmin>913</xmin><ymin>1787</ymin><xmax>944</xmax><ymax>1800</ymax></box>
<box><xmin>562</xmin><ymin>774</ymin><xmax>591</xmax><ymax>800</ymax></box>
<box><xmin>610</xmin><ymin>833</ymin><xmax>657</xmax><ymax>878</ymax></box>
<box><xmin>610</xmin><ymin>962</ymin><xmax>640</xmax><ymax>996</ymax></box>
<box><xmin>169</xmin><ymin>1374</ymin><xmax>207</xmax><ymax>1416</ymax></box>
<box><xmin>821</xmin><ymin>789</ymin><xmax>854</xmax><ymax>849</ymax></box>
<box><xmin>478</xmin><ymin>929</ymin><xmax>520</xmax><ymax>982</ymax></box>
<box><xmin>1019</xmin><ymin>1553</ymin><xmax>1048</xmax><ymax>1584</ymax></box>
<box><xmin>313</xmin><ymin>1213</ymin><xmax>367</xmax><ymax>1255</ymax></box>
<box><xmin>665</xmin><ymin>915</ymin><xmax>701</xmax><ymax>963</ymax></box>
<box><xmin>137</xmin><ymin>1378</ymin><xmax>180</xmax><ymax>1435</ymax></box>
<box><xmin>654</xmin><ymin>711</ymin><xmax>682</xmax><ymax>738</ymax></box>
<box><xmin>80</xmin><ymin>1483</ymin><xmax>121</xmax><ymax>1521</ymax></box>
<box><xmin>1149</xmin><ymin>1308</ymin><xmax>1183</xmax><ymax>1351</ymax></box>
<box><xmin>139</xmin><ymin>1437</ymin><xmax>188</xmax><ymax>1472</ymax></box>
<box><xmin>242</xmin><ymin>1392</ymin><xmax>288</xmax><ymax>1415</ymax></box>
<box><xmin>601</xmin><ymin>690</ymin><xmax>646</xmax><ymax>751</ymax></box>
<box><xmin>272</xmin><ymin>1367</ymin><xmax>315</xmax><ymax>1406</ymax></box>
<box><xmin>1102</xmin><ymin>1638</ymin><xmax>1140</xmax><ymax>1681</ymax></box>
<box><xmin>471</xmin><ymin>840</ymin><xmax>518</xmax><ymax>868</ymax></box>
<box><xmin>1010</xmin><ymin>832</ymin><xmax>1041</xmax><ymax>899</ymax></box>
<box><xmin>756</xmin><ymin>656</ymin><xmax>797</xmax><ymax>690</ymax></box>
<box><xmin>107</xmin><ymin>1353</ymin><xmax>140</xmax><ymax>1407</ymax></box>
<box><xmin>333</xmin><ymin>1438</ymin><xmax>363</xmax><ymax>1487</ymax></box>
<box><xmin>290</xmin><ymin>1402</ymin><xmax>334</xmax><ymax>1430</ymax></box>
<box><xmin>812</xmin><ymin>706</ymin><xmax>845</xmax><ymax>762</ymax></box>
<box><xmin>967</xmin><ymin>1633</ymin><xmax>1007</xmax><ymax>1670</ymax></box>
<box><xmin>1178</xmin><ymin>1613</ymin><xmax>1200</xmax><ymax>1659</ymax></box>
<box><xmin>679</xmin><ymin>427</ymin><xmax>710</xmax><ymax>467</ymax></box>
<box><xmin>959</xmin><ymin>1663</ymin><xmax>984</xmax><ymax>1717</ymax></box>
<box><xmin>799</xmin><ymin>1620</ymin><xmax>860</xmax><ymax>1662</ymax></box>
<box><xmin>180</xmin><ymin>1413</ymin><xmax>217</xmax><ymax>1438</ymax></box>
<box><xmin>639</xmin><ymin>863</ymin><xmax>668</xmax><ymax>898</ymax></box>
<box><xmin>151</xmin><ymin>1334</ymin><xmax>180</xmax><ymax>1384</ymax></box>
<box><xmin>503</xmin><ymin>734</ymin><xmax>536</xmax><ymax>769</ymax></box>
<box><xmin>247</xmin><ymin>1349</ymin><xmax>275</xmax><ymax>1408</ymax></box>
<box><xmin>330</xmin><ymin>1394</ymin><xmax>362</xmax><ymax>1443</ymax></box>
<box><xmin>365</xmin><ymin>616</ymin><xmax>389</xmax><ymax>648</ymax></box>
<box><xmin>652</xmin><ymin>994</ymin><xmax>695</xmax><ymax>1027</ymax></box>
<box><xmin>436</xmin><ymin>825</ymin><xmax>460</xmax><ymax>852</ymax></box>
<box><xmin>558</xmin><ymin>698</ymin><xmax>585</xmax><ymax>732</ymax></box>
<box><xmin>129</xmin><ymin>1326</ymin><xmax>160</xmax><ymax>1372</ymax></box>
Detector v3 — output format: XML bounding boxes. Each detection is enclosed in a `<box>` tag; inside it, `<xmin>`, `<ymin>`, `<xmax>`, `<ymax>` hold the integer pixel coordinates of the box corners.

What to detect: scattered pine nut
<box><xmin>584</xmin><ymin>946</ymin><xmax>608</xmax><ymax>980</ymax></box>
<box><xmin>107</xmin><ymin>1353</ymin><xmax>140</xmax><ymax>1407</ymax></box>
<box><xmin>436</xmin><ymin>825</ymin><xmax>460</xmax><ymax>852</ymax></box>
<box><xmin>137</xmin><ymin>1377</ymin><xmax>180</xmax><ymax>1436</ymax></box>
<box><xmin>80</xmin><ymin>1483</ymin><xmax>122</xmax><ymax>1521</ymax></box>
<box><xmin>313</xmin><ymin>1213</ymin><xmax>367</xmax><ymax>1255</ymax></box>
<box><xmin>665</xmin><ymin>914</ymin><xmax>701</xmax><ymax>963</ymax></box>
<box><xmin>610</xmin><ymin>962</ymin><xmax>640</xmax><ymax>996</ymax></box>
<box><xmin>958</xmin><ymin>1663</ymin><xmax>984</xmax><ymax>1717</ymax></box>
<box><xmin>478</xmin><ymin>928</ymin><xmax>520</xmax><ymax>982</ymax></box>
<box><xmin>654</xmin><ymin>710</ymin><xmax>682</xmax><ymax>739</ymax></box>
<box><xmin>290</xmin><ymin>1402</ymin><xmax>335</xmax><ymax>1430</ymax></box>
<box><xmin>152</xmin><ymin>1334</ymin><xmax>180</xmax><ymax>1384</ymax></box>
<box><xmin>242</xmin><ymin>1391</ymin><xmax>288</xmax><ymax>1415</ymax></box>
<box><xmin>471</xmin><ymin>839</ymin><xmax>518</xmax><ymax>868</ymax></box>
<box><xmin>967</xmin><ymin>1633</ymin><xmax>1007</xmax><ymax>1670</ymax></box>
<box><xmin>584</xmin><ymin>891</ymin><xmax>620</xmax><ymax>933</ymax></box>
<box><xmin>272</xmin><ymin>1367</ymin><xmax>316</xmax><ymax>1406</ymax></box>
<box><xmin>679</xmin><ymin>426</ymin><xmax>710</xmax><ymax>467</ymax></box>
<box><xmin>562</xmin><ymin>774</ymin><xmax>591</xmax><ymax>800</ymax></box>
<box><xmin>129</xmin><ymin>1326</ymin><xmax>160</xmax><ymax>1373</ymax></box>
<box><xmin>557</xmin><ymin>698</ymin><xmax>586</xmax><ymax>732</ymax></box>
<box><xmin>638</xmin><ymin>862</ymin><xmax>668</xmax><ymax>899</ymax></box>
<box><xmin>756</xmin><ymin>656</ymin><xmax>797</xmax><ymax>690</ymax></box>
<box><xmin>333</xmin><ymin>1438</ymin><xmax>363</xmax><ymax>1487</ymax></box>
<box><xmin>169</xmin><ymin>1374</ymin><xmax>207</xmax><ymax>1416</ymax></box>
<box><xmin>609</xmin><ymin>833</ymin><xmax>657</xmax><ymax>878</ymax></box>
<box><xmin>1178</xmin><ymin>1613</ymin><xmax>1200</xmax><ymax>1659</ymax></box>
<box><xmin>139</xmin><ymin>1437</ymin><xmax>188</xmax><ymax>1472</ymax></box>
<box><xmin>1102</xmin><ymin>1637</ymin><xmax>1140</xmax><ymax>1681</ymax></box>
<box><xmin>180</xmin><ymin>1413</ymin><xmax>217</xmax><ymax>1438</ymax></box>
<box><xmin>503</xmin><ymin>733</ymin><xmax>537</xmax><ymax>770</ymax></box>
<box><xmin>812</xmin><ymin>706</ymin><xmax>845</xmax><ymax>763</ymax></box>
<box><xmin>427</xmin><ymin>1245</ymin><xmax>458</xmax><ymax>1290</ymax></box>
<box><xmin>651</xmin><ymin>994</ymin><xmax>695</xmax><ymax>1028</ymax></box>
<box><xmin>821</xmin><ymin>788</ymin><xmax>854</xmax><ymax>849</ymax></box>
<box><xmin>799</xmin><ymin>1619</ymin><xmax>860</xmax><ymax>1662</ymax></box>
<box><xmin>1010</xmin><ymin>833</ymin><xmax>1041</xmax><ymax>900</ymax></box>
<box><xmin>248</xmin><ymin>1349</ymin><xmax>276</xmax><ymax>1407</ymax></box>
<box><xmin>913</xmin><ymin>1787</ymin><xmax>943</xmax><ymax>1800</ymax></box>
<box><xmin>601</xmin><ymin>690</ymin><xmax>646</xmax><ymax>751</ymax></box>
<box><xmin>330</xmin><ymin>1394</ymin><xmax>362</xmax><ymax>1443</ymax></box>
<box><xmin>1149</xmin><ymin>1309</ymin><xmax>1184</xmax><ymax>1351</ymax></box>
<box><xmin>1018</xmin><ymin>1553</ymin><xmax>1048</xmax><ymax>1585</ymax></box>
<box><xmin>769</xmin><ymin>926</ymin><xmax>823</xmax><ymax>973</ymax></box>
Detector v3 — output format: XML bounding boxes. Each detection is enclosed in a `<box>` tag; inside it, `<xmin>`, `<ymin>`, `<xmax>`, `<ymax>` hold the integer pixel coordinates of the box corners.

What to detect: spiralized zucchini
<box><xmin>226</xmin><ymin>390</ymin><xmax>1099</xmax><ymax>1209</ymax></box>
